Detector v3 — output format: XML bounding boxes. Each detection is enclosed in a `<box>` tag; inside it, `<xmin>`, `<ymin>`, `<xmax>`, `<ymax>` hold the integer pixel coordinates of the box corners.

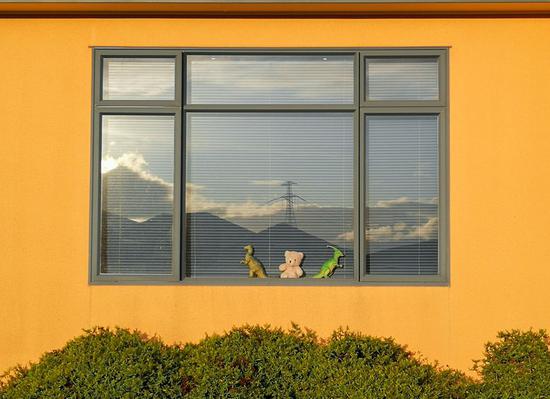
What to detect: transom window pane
<box><xmin>186</xmin><ymin>55</ymin><xmax>354</xmax><ymax>104</ymax></box>
<box><xmin>102</xmin><ymin>58</ymin><xmax>176</xmax><ymax>101</ymax></box>
<box><xmin>186</xmin><ymin>113</ymin><xmax>354</xmax><ymax>278</ymax></box>
<box><xmin>100</xmin><ymin>115</ymin><xmax>175</xmax><ymax>274</ymax></box>
<box><xmin>366</xmin><ymin>115</ymin><xmax>439</xmax><ymax>275</ymax></box>
<box><xmin>365</xmin><ymin>58</ymin><xmax>439</xmax><ymax>101</ymax></box>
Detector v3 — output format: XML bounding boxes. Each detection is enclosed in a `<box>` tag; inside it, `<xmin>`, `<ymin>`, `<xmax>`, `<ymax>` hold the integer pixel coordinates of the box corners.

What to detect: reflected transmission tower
<box><xmin>267</xmin><ymin>181</ymin><xmax>306</xmax><ymax>227</ymax></box>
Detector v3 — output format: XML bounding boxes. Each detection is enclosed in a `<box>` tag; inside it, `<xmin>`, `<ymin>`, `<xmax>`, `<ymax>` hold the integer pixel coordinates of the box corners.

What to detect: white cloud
<box><xmin>224</xmin><ymin>201</ymin><xmax>286</xmax><ymax>218</ymax></box>
<box><xmin>367</xmin><ymin>225</ymin><xmax>398</xmax><ymax>241</ymax></box>
<box><xmin>186</xmin><ymin>182</ymin><xmax>204</xmax><ymax>191</ymax></box>
<box><xmin>100</xmin><ymin>152</ymin><xmax>176</xmax><ymax>219</ymax></box>
<box><xmin>189</xmin><ymin>57</ymin><xmax>353</xmax><ymax>102</ymax></box>
<box><xmin>337</xmin><ymin>231</ymin><xmax>354</xmax><ymax>241</ymax></box>
<box><xmin>375</xmin><ymin>197</ymin><xmax>411</xmax><ymax>208</ymax></box>
<box><xmin>186</xmin><ymin>183</ymin><xmax>320</xmax><ymax>218</ymax></box>
<box><xmin>374</xmin><ymin>196</ymin><xmax>438</xmax><ymax>208</ymax></box>
<box><xmin>101</xmin><ymin>157</ymin><xmax>119</xmax><ymax>174</ymax></box>
<box><xmin>394</xmin><ymin>222</ymin><xmax>407</xmax><ymax>232</ymax></box>
<box><xmin>187</xmin><ymin>184</ymin><xmax>282</xmax><ymax>217</ymax></box>
<box><xmin>409</xmin><ymin>217</ymin><xmax>438</xmax><ymax>240</ymax></box>
<box><xmin>250</xmin><ymin>179</ymin><xmax>285</xmax><ymax>186</ymax></box>
<box><xmin>427</xmin><ymin>196</ymin><xmax>439</xmax><ymax>205</ymax></box>
<box><xmin>101</xmin><ymin>152</ymin><xmax>172</xmax><ymax>186</ymax></box>
<box><xmin>337</xmin><ymin>217</ymin><xmax>438</xmax><ymax>242</ymax></box>
<box><xmin>102</xmin><ymin>159</ymin><xmax>173</xmax><ymax>219</ymax></box>
<box><xmin>102</xmin><ymin>153</ymin><xmax>172</xmax><ymax>189</ymax></box>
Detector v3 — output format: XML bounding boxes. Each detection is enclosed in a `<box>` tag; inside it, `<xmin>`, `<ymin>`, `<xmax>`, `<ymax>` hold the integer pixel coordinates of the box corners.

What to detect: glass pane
<box><xmin>186</xmin><ymin>113</ymin><xmax>354</xmax><ymax>278</ymax></box>
<box><xmin>366</xmin><ymin>58</ymin><xmax>439</xmax><ymax>101</ymax></box>
<box><xmin>102</xmin><ymin>58</ymin><xmax>176</xmax><ymax>101</ymax></box>
<box><xmin>101</xmin><ymin>115</ymin><xmax>174</xmax><ymax>274</ymax></box>
<box><xmin>366</xmin><ymin>115</ymin><xmax>439</xmax><ymax>275</ymax></box>
<box><xmin>187</xmin><ymin>55</ymin><xmax>354</xmax><ymax>104</ymax></box>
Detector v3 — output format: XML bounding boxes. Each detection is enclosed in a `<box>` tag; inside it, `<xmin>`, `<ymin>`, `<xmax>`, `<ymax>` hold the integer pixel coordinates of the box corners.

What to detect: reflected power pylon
<box><xmin>267</xmin><ymin>181</ymin><xmax>306</xmax><ymax>227</ymax></box>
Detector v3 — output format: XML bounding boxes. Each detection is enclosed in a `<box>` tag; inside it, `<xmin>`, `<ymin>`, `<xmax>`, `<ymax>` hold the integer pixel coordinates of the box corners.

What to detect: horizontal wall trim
<box><xmin>3</xmin><ymin>1</ymin><xmax>550</xmax><ymax>17</ymax></box>
<box><xmin>3</xmin><ymin>0</ymin><xmax>550</xmax><ymax>4</ymax></box>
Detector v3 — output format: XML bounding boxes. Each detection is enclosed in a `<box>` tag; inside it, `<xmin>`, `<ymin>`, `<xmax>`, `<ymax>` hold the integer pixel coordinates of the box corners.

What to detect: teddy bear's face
<box><xmin>284</xmin><ymin>251</ymin><xmax>304</xmax><ymax>267</ymax></box>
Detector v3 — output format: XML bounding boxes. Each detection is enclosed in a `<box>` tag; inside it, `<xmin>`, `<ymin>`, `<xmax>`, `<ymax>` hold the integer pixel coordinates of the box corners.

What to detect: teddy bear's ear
<box><xmin>284</xmin><ymin>250</ymin><xmax>290</xmax><ymax>258</ymax></box>
<box><xmin>297</xmin><ymin>252</ymin><xmax>304</xmax><ymax>262</ymax></box>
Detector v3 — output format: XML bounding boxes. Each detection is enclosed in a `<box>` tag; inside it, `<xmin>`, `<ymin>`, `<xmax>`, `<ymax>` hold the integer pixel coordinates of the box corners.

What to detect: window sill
<box><xmin>89</xmin><ymin>277</ymin><xmax>450</xmax><ymax>286</ymax></box>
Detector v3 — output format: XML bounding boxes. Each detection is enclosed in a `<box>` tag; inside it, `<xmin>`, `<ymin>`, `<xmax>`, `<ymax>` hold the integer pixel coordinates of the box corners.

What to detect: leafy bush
<box><xmin>1</xmin><ymin>325</ymin><xmax>548</xmax><ymax>398</ymax></box>
<box><xmin>470</xmin><ymin>329</ymin><xmax>550</xmax><ymax>399</ymax></box>
<box><xmin>0</xmin><ymin>327</ymin><xmax>186</xmax><ymax>399</ymax></box>
<box><xmin>178</xmin><ymin>325</ymin><xmax>471</xmax><ymax>398</ymax></box>
<box><xmin>178</xmin><ymin>324</ymin><xmax>321</xmax><ymax>398</ymax></box>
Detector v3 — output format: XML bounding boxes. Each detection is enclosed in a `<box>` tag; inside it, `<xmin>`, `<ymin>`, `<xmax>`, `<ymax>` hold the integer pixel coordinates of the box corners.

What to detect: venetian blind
<box><xmin>102</xmin><ymin>58</ymin><xmax>176</xmax><ymax>101</ymax></box>
<box><xmin>365</xmin><ymin>115</ymin><xmax>439</xmax><ymax>275</ymax></box>
<box><xmin>186</xmin><ymin>55</ymin><xmax>354</xmax><ymax>104</ymax></box>
<box><xmin>185</xmin><ymin>113</ymin><xmax>354</xmax><ymax>278</ymax></box>
<box><xmin>365</xmin><ymin>58</ymin><xmax>439</xmax><ymax>101</ymax></box>
<box><xmin>100</xmin><ymin>115</ymin><xmax>175</xmax><ymax>274</ymax></box>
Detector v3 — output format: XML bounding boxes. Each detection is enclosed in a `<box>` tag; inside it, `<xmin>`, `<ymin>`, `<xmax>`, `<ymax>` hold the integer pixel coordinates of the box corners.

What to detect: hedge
<box><xmin>1</xmin><ymin>325</ymin><xmax>548</xmax><ymax>398</ymax></box>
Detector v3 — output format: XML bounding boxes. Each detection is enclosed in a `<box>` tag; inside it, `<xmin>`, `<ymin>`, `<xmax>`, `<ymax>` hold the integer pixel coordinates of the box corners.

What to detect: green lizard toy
<box><xmin>240</xmin><ymin>244</ymin><xmax>268</xmax><ymax>278</ymax></box>
<box><xmin>313</xmin><ymin>245</ymin><xmax>344</xmax><ymax>278</ymax></box>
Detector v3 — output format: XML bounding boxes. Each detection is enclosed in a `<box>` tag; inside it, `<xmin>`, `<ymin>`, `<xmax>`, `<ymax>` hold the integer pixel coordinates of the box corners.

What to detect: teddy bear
<box><xmin>279</xmin><ymin>250</ymin><xmax>304</xmax><ymax>278</ymax></box>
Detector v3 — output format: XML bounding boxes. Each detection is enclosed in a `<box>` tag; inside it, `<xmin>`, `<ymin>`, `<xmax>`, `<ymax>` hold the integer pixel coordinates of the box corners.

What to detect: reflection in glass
<box><xmin>366</xmin><ymin>115</ymin><xmax>439</xmax><ymax>275</ymax></box>
<box><xmin>187</xmin><ymin>55</ymin><xmax>354</xmax><ymax>104</ymax></box>
<box><xmin>366</xmin><ymin>58</ymin><xmax>439</xmax><ymax>101</ymax></box>
<box><xmin>186</xmin><ymin>113</ymin><xmax>354</xmax><ymax>278</ymax></box>
<box><xmin>100</xmin><ymin>115</ymin><xmax>174</xmax><ymax>274</ymax></box>
<box><xmin>103</xmin><ymin>58</ymin><xmax>176</xmax><ymax>101</ymax></box>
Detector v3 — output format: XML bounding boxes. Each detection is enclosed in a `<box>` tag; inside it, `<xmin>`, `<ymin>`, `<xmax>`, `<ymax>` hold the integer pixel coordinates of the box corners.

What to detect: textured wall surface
<box><xmin>1</xmin><ymin>17</ymin><xmax>550</xmax><ymax>373</ymax></box>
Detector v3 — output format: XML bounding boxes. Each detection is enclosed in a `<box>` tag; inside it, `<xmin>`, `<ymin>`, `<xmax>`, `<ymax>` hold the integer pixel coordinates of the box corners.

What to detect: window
<box><xmin>91</xmin><ymin>48</ymin><xmax>448</xmax><ymax>284</ymax></box>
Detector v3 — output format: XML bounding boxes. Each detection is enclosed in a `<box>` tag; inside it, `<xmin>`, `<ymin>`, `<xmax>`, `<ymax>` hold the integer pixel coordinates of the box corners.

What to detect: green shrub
<box><xmin>313</xmin><ymin>329</ymin><xmax>471</xmax><ymax>399</ymax></box>
<box><xmin>0</xmin><ymin>327</ymin><xmax>186</xmax><ymax>399</ymax></box>
<box><xmin>178</xmin><ymin>324</ymin><xmax>321</xmax><ymax>398</ymax></box>
<box><xmin>178</xmin><ymin>325</ymin><xmax>468</xmax><ymax>399</ymax></box>
<box><xmin>469</xmin><ymin>329</ymin><xmax>550</xmax><ymax>399</ymax></box>
<box><xmin>1</xmin><ymin>325</ymin><xmax>548</xmax><ymax>398</ymax></box>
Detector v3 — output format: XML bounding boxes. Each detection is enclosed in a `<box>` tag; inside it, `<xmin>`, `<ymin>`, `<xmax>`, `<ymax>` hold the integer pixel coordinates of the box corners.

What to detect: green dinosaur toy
<box><xmin>240</xmin><ymin>244</ymin><xmax>268</xmax><ymax>278</ymax></box>
<box><xmin>313</xmin><ymin>245</ymin><xmax>344</xmax><ymax>278</ymax></box>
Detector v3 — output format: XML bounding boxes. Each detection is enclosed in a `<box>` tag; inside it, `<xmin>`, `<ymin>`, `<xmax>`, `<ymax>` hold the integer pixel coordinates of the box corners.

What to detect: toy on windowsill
<box><xmin>241</xmin><ymin>244</ymin><xmax>268</xmax><ymax>278</ymax></box>
<box><xmin>279</xmin><ymin>250</ymin><xmax>304</xmax><ymax>279</ymax></box>
<box><xmin>313</xmin><ymin>245</ymin><xmax>344</xmax><ymax>278</ymax></box>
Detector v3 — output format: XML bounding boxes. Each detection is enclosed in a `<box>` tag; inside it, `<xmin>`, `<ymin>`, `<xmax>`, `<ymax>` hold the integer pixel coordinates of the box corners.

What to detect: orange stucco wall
<box><xmin>1</xmin><ymin>17</ymin><xmax>550</xmax><ymax>374</ymax></box>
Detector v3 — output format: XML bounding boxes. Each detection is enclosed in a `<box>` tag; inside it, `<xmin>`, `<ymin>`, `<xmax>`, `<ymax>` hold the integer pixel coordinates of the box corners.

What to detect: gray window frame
<box><xmin>360</xmin><ymin>108</ymin><xmax>448</xmax><ymax>284</ymax></box>
<box><xmin>94</xmin><ymin>49</ymin><xmax>183</xmax><ymax>107</ymax></box>
<box><xmin>90</xmin><ymin>50</ymin><xmax>183</xmax><ymax>283</ymax></box>
<box><xmin>90</xmin><ymin>47</ymin><xmax>449</xmax><ymax>286</ymax></box>
<box><xmin>361</xmin><ymin>48</ymin><xmax>447</xmax><ymax>107</ymax></box>
<box><xmin>359</xmin><ymin>48</ymin><xmax>449</xmax><ymax>284</ymax></box>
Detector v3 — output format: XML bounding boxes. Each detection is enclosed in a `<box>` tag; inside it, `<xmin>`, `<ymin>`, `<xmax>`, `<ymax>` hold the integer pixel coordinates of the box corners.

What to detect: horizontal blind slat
<box><xmin>186</xmin><ymin>113</ymin><xmax>354</xmax><ymax>279</ymax></box>
<box><xmin>103</xmin><ymin>58</ymin><xmax>176</xmax><ymax>101</ymax></box>
<box><xmin>366</xmin><ymin>58</ymin><xmax>439</xmax><ymax>101</ymax></box>
<box><xmin>100</xmin><ymin>115</ymin><xmax>175</xmax><ymax>275</ymax></box>
<box><xmin>187</xmin><ymin>55</ymin><xmax>354</xmax><ymax>104</ymax></box>
<box><xmin>366</xmin><ymin>115</ymin><xmax>439</xmax><ymax>276</ymax></box>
